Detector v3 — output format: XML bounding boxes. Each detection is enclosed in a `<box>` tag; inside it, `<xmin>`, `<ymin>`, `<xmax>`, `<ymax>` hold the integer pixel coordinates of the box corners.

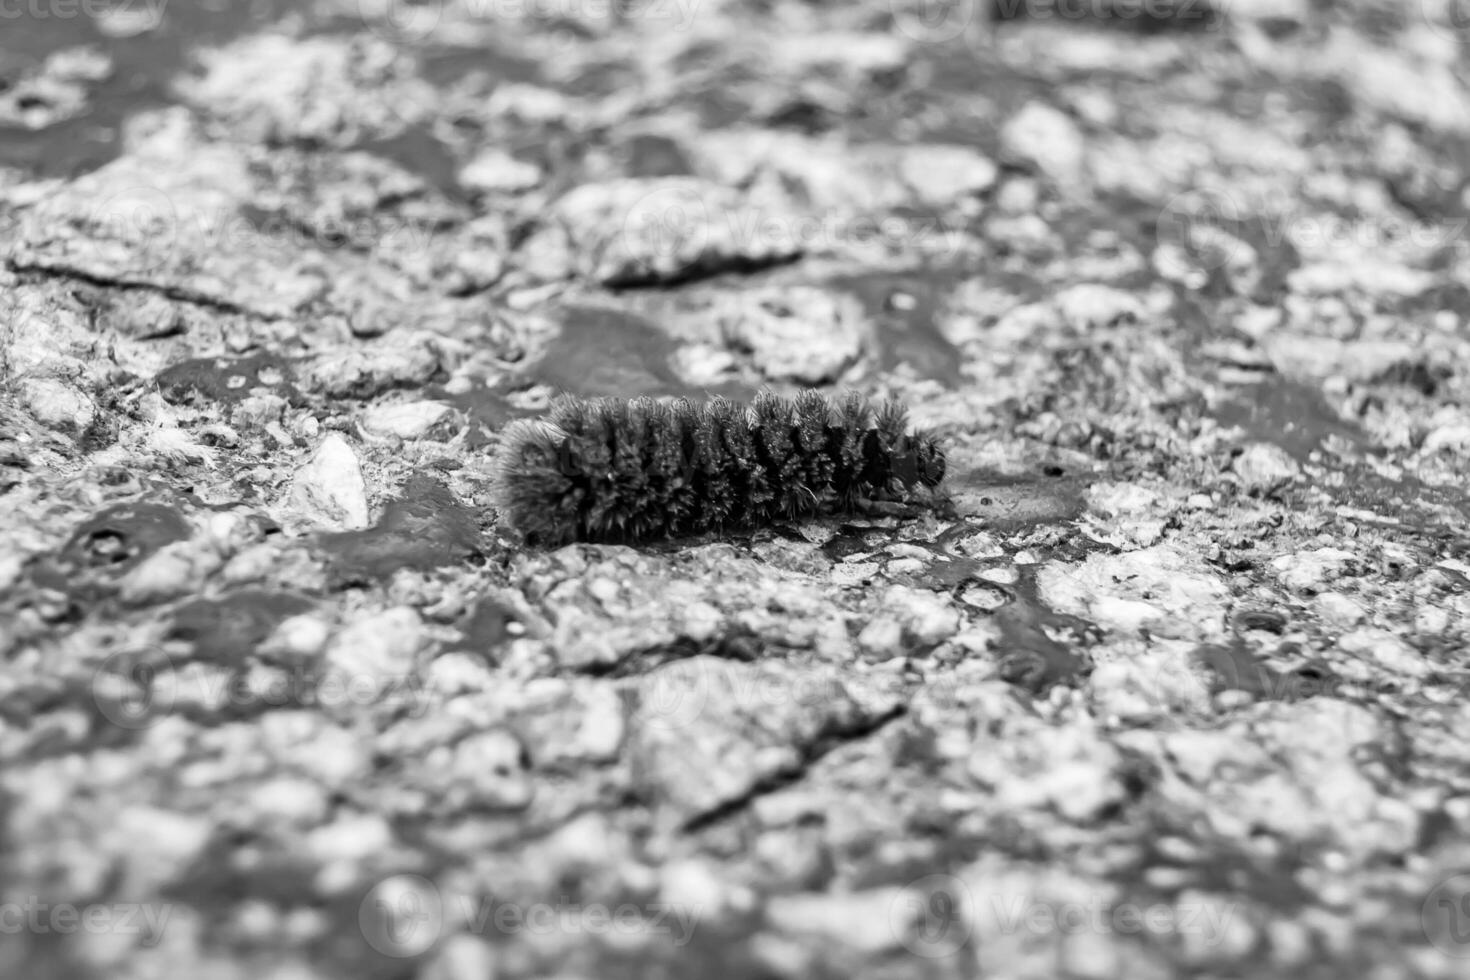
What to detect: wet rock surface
<box><xmin>3</xmin><ymin>3</ymin><xmax>1470</xmax><ymax>979</ymax></box>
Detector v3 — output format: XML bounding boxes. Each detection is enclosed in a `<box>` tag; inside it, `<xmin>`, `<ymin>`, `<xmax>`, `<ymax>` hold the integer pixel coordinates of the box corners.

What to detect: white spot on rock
<box><xmin>287</xmin><ymin>433</ymin><xmax>370</xmax><ymax>530</ymax></box>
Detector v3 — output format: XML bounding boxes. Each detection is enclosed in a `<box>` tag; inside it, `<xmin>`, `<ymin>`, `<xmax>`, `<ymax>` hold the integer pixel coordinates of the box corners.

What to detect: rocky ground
<box><xmin>4</xmin><ymin>0</ymin><xmax>1470</xmax><ymax>977</ymax></box>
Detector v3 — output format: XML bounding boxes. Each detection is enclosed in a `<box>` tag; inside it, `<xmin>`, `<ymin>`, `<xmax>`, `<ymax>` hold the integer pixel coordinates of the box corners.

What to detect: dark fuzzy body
<box><xmin>490</xmin><ymin>392</ymin><xmax>946</xmax><ymax>545</ymax></box>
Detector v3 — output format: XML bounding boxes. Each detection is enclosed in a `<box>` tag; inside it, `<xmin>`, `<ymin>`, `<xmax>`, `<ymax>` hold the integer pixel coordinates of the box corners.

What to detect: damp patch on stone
<box><xmin>528</xmin><ymin>306</ymin><xmax>713</xmax><ymax>399</ymax></box>
<box><xmin>318</xmin><ymin>475</ymin><xmax>482</xmax><ymax>587</ymax></box>
<box><xmin>33</xmin><ymin>501</ymin><xmax>194</xmax><ymax>599</ymax></box>
<box><xmin>1190</xmin><ymin>642</ymin><xmax>1345</xmax><ymax>703</ymax></box>
<box><xmin>424</xmin><ymin>379</ymin><xmax>522</xmax><ymax>450</ymax></box>
<box><xmin>167</xmin><ymin>591</ymin><xmax>316</xmax><ymax>667</ymax></box>
<box><xmin>822</xmin><ymin>269</ymin><xmax>968</xmax><ymax>388</ymax></box>
<box><xmin>449</xmin><ymin>596</ymin><xmax>524</xmax><ymax>664</ymax></box>
<box><xmin>156</xmin><ymin>352</ymin><xmax>301</xmax><ymax>408</ymax></box>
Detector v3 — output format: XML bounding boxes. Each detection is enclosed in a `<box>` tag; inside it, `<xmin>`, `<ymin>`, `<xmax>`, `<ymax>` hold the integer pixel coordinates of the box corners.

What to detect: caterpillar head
<box><xmin>913</xmin><ymin>433</ymin><xmax>946</xmax><ymax>488</ymax></box>
<box><xmin>891</xmin><ymin>432</ymin><xmax>946</xmax><ymax>490</ymax></box>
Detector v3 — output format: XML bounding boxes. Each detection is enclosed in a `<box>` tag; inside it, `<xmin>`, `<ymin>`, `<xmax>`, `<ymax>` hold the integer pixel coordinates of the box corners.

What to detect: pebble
<box><xmin>1002</xmin><ymin>101</ymin><xmax>1087</xmax><ymax>186</ymax></box>
<box><xmin>1313</xmin><ymin>591</ymin><xmax>1367</xmax><ymax>629</ymax></box>
<box><xmin>306</xmin><ymin>812</ymin><xmax>393</xmax><ymax>863</ymax></box>
<box><xmin>1270</xmin><ymin>548</ymin><xmax>1357</xmax><ymax>594</ymax></box>
<box><xmin>856</xmin><ymin>617</ymin><xmax>904</xmax><ymax>659</ymax></box>
<box><xmin>1053</xmin><ymin>284</ymin><xmax>1142</xmax><ymax>332</ymax></box>
<box><xmin>960</xmin><ymin>584</ymin><xmax>1009</xmax><ymax>612</ymax></box>
<box><xmin>20</xmin><ymin>376</ymin><xmax>96</xmax><ymax>433</ymax></box>
<box><xmin>360</xmin><ymin>400</ymin><xmax>454</xmax><ymax>440</ymax></box>
<box><xmin>260</xmin><ymin>614</ymin><xmax>331</xmax><ymax>661</ymax></box>
<box><xmin>881</xmin><ymin>585</ymin><xmax>962</xmax><ymax>646</ymax></box>
<box><xmin>325</xmin><ymin>606</ymin><xmax>423</xmax><ymax>686</ymax></box>
<box><xmin>458</xmin><ymin>148</ymin><xmax>543</xmax><ymax>193</ymax></box>
<box><xmin>1232</xmin><ymin>443</ymin><xmax>1302</xmax><ymax>494</ymax></box>
<box><xmin>898</xmin><ymin>144</ymin><xmax>998</xmax><ymax>205</ymax></box>
<box><xmin>717</xmin><ymin>286</ymin><xmax>869</xmax><ymax>384</ymax></box>
<box><xmin>118</xmin><ymin>540</ymin><xmax>219</xmax><ymax>605</ymax></box>
<box><xmin>287</xmin><ymin>433</ymin><xmax>370</xmax><ymax>530</ymax></box>
<box><xmin>446</xmin><ymin>728</ymin><xmax>534</xmax><ymax>810</ymax></box>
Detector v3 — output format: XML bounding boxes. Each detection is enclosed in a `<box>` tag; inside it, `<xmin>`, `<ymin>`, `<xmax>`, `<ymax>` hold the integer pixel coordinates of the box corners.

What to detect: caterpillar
<box><xmin>489</xmin><ymin>391</ymin><xmax>946</xmax><ymax>545</ymax></box>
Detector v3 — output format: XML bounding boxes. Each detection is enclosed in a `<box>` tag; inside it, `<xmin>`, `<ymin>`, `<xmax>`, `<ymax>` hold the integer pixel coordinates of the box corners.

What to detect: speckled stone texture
<box><xmin>4</xmin><ymin>1</ymin><xmax>1470</xmax><ymax>978</ymax></box>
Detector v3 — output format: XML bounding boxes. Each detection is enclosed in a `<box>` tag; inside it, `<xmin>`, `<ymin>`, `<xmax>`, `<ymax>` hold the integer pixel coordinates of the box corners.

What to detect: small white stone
<box><xmin>1313</xmin><ymin>591</ymin><xmax>1366</xmax><ymax>629</ymax></box>
<box><xmin>831</xmin><ymin>561</ymin><xmax>879</xmax><ymax>587</ymax></box>
<box><xmin>252</xmin><ymin>777</ymin><xmax>330</xmax><ymax>824</ymax></box>
<box><xmin>857</xmin><ymin>617</ymin><xmax>904</xmax><ymax>659</ymax></box>
<box><xmin>261</xmin><ymin>614</ymin><xmax>331</xmax><ymax>660</ymax></box>
<box><xmin>1415</xmin><ymin>605</ymin><xmax>1451</xmax><ymax>636</ymax></box>
<box><xmin>20</xmin><ymin>376</ymin><xmax>96</xmax><ymax>432</ymax></box>
<box><xmin>307</xmin><ymin>813</ymin><xmax>392</xmax><ymax>862</ymax></box>
<box><xmin>766</xmin><ymin>889</ymin><xmax>908</xmax><ymax>954</ymax></box>
<box><xmin>1233</xmin><ymin>443</ymin><xmax>1301</xmax><ymax>494</ymax></box>
<box><xmin>898</xmin><ymin>144</ymin><xmax>998</xmax><ymax>205</ymax></box>
<box><xmin>881</xmin><ymin>586</ymin><xmax>962</xmax><ymax>646</ymax></box>
<box><xmin>326</xmin><ymin>607</ymin><xmax>423</xmax><ymax>685</ymax></box>
<box><xmin>287</xmin><ymin>433</ymin><xmax>370</xmax><ymax>530</ymax></box>
<box><xmin>360</xmin><ymin>400</ymin><xmax>453</xmax><ymax>440</ymax></box>
<box><xmin>459</xmin><ymin>148</ymin><xmax>543</xmax><ymax>193</ymax></box>
<box><xmin>1002</xmin><ymin>101</ymin><xmax>1086</xmax><ymax>186</ymax></box>
<box><xmin>1338</xmin><ymin>627</ymin><xmax>1429</xmax><ymax>678</ymax></box>
<box><xmin>1053</xmin><ymin>284</ymin><xmax>1142</xmax><ymax>332</ymax></box>
<box><xmin>1270</xmin><ymin>548</ymin><xmax>1357</xmax><ymax>593</ymax></box>
<box><xmin>118</xmin><ymin>541</ymin><xmax>218</xmax><ymax>605</ymax></box>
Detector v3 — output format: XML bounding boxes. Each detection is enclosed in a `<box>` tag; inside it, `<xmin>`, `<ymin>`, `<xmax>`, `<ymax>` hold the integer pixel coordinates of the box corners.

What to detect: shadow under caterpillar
<box><xmin>489</xmin><ymin>391</ymin><xmax>946</xmax><ymax>545</ymax></box>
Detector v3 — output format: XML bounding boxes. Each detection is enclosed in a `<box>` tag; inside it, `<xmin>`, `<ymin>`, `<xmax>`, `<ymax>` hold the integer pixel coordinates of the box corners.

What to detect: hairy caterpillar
<box><xmin>490</xmin><ymin>391</ymin><xmax>945</xmax><ymax>545</ymax></box>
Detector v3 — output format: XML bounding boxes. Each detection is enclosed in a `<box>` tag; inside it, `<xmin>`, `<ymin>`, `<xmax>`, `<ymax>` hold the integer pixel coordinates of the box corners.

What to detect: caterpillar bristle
<box><xmin>489</xmin><ymin>391</ymin><xmax>946</xmax><ymax>546</ymax></box>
